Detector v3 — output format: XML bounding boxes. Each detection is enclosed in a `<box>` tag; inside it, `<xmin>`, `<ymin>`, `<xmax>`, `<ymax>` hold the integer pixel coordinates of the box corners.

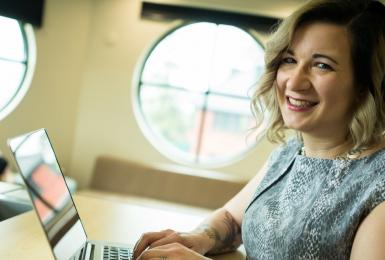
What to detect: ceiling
<box><xmin>145</xmin><ymin>0</ymin><xmax>385</xmax><ymax>18</ymax></box>
<box><xmin>144</xmin><ymin>0</ymin><xmax>307</xmax><ymax>18</ymax></box>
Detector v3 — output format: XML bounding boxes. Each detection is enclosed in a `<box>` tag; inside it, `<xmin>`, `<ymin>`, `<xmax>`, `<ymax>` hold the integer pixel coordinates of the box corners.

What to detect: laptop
<box><xmin>7</xmin><ymin>129</ymin><xmax>133</xmax><ymax>260</ymax></box>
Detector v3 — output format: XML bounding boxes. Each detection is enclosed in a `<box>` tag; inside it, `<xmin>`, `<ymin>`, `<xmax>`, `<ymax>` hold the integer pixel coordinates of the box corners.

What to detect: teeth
<box><xmin>288</xmin><ymin>97</ymin><xmax>315</xmax><ymax>108</ymax></box>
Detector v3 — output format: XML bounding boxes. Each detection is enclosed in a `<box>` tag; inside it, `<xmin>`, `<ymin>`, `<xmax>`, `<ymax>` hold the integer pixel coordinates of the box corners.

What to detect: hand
<box><xmin>136</xmin><ymin>242</ymin><xmax>211</xmax><ymax>260</ymax></box>
<box><xmin>133</xmin><ymin>229</ymin><xmax>212</xmax><ymax>259</ymax></box>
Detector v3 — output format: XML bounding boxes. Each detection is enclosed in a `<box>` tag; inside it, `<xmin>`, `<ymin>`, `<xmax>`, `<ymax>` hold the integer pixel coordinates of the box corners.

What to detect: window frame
<box><xmin>132</xmin><ymin>21</ymin><xmax>265</xmax><ymax>167</ymax></box>
<box><xmin>0</xmin><ymin>19</ymin><xmax>36</xmax><ymax>121</ymax></box>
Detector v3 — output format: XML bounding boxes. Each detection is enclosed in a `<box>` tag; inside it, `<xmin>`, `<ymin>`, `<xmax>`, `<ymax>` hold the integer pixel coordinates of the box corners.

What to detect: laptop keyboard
<box><xmin>103</xmin><ymin>246</ymin><xmax>132</xmax><ymax>260</ymax></box>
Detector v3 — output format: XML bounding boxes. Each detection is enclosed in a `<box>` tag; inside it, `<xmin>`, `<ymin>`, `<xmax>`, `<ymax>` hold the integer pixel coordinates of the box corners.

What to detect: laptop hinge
<box><xmin>69</xmin><ymin>242</ymin><xmax>87</xmax><ymax>260</ymax></box>
<box><xmin>83</xmin><ymin>242</ymin><xmax>92</xmax><ymax>260</ymax></box>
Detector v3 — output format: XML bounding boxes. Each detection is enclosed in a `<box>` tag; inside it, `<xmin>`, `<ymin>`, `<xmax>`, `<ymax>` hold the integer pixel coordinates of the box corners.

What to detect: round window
<box><xmin>135</xmin><ymin>22</ymin><xmax>265</xmax><ymax>166</ymax></box>
<box><xmin>0</xmin><ymin>16</ymin><xmax>35</xmax><ymax>120</ymax></box>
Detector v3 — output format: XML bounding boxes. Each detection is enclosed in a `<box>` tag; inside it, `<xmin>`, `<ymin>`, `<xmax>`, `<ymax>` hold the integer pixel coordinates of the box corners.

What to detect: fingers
<box><xmin>149</xmin><ymin>231</ymin><xmax>186</xmax><ymax>249</ymax></box>
<box><xmin>137</xmin><ymin>243</ymin><xmax>208</xmax><ymax>260</ymax></box>
<box><xmin>136</xmin><ymin>243</ymin><xmax>183</xmax><ymax>260</ymax></box>
<box><xmin>137</xmin><ymin>247</ymin><xmax>169</xmax><ymax>260</ymax></box>
<box><xmin>133</xmin><ymin>229</ymin><xmax>174</xmax><ymax>259</ymax></box>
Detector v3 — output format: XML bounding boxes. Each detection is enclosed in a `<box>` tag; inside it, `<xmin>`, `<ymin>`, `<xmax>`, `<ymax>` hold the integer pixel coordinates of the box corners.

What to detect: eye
<box><xmin>314</xmin><ymin>62</ymin><xmax>333</xmax><ymax>71</ymax></box>
<box><xmin>281</xmin><ymin>57</ymin><xmax>296</xmax><ymax>64</ymax></box>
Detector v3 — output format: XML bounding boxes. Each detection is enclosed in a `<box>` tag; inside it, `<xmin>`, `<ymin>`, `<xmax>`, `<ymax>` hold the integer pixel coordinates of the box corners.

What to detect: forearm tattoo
<box><xmin>199</xmin><ymin>211</ymin><xmax>242</xmax><ymax>255</ymax></box>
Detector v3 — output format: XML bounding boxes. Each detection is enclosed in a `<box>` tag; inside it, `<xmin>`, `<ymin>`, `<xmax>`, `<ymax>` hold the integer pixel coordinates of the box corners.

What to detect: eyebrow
<box><xmin>313</xmin><ymin>54</ymin><xmax>339</xmax><ymax>65</ymax></box>
<box><xmin>286</xmin><ymin>49</ymin><xmax>339</xmax><ymax>65</ymax></box>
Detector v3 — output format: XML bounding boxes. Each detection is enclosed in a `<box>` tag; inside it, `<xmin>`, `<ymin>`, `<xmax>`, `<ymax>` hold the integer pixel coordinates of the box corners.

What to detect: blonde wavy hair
<box><xmin>251</xmin><ymin>0</ymin><xmax>385</xmax><ymax>151</ymax></box>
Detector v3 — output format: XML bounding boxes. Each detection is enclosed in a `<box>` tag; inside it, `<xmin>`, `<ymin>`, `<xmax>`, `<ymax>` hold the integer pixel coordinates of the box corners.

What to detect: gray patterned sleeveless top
<box><xmin>242</xmin><ymin>138</ymin><xmax>385</xmax><ymax>260</ymax></box>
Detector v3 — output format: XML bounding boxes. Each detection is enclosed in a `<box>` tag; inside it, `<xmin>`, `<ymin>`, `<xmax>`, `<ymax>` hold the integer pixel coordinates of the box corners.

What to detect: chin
<box><xmin>283</xmin><ymin>119</ymin><xmax>310</xmax><ymax>132</ymax></box>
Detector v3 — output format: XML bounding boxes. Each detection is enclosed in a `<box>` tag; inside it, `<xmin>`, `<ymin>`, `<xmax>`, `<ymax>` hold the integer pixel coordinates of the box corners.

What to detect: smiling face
<box><xmin>276</xmin><ymin>22</ymin><xmax>356</xmax><ymax>138</ymax></box>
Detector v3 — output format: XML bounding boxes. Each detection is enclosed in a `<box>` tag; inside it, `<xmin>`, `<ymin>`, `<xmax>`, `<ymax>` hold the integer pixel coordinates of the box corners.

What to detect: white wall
<box><xmin>0</xmin><ymin>0</ymin><xmax>91</xmax><ymax>176</ymax></box>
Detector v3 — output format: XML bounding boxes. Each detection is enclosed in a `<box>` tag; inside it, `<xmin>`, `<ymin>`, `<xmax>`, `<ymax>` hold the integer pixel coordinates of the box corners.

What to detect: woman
<box><xmin>133</xmin><ymin>0</ymin><xmax>385</xmax><ymax>259</ymax></box>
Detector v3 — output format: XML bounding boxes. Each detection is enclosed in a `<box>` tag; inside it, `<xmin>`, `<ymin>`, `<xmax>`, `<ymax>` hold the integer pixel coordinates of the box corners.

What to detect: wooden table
<box><xmin>0</xmin><ymin>190</ymin><xmax>246</xmax><ymax>259</ymax></box>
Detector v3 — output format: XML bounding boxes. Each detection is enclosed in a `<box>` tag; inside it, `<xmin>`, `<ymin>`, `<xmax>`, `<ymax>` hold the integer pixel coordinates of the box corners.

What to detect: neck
<box><xmin>301</xmin><ymin>133</ymin><xmax>353</xmax><ymax>159</ymax></box>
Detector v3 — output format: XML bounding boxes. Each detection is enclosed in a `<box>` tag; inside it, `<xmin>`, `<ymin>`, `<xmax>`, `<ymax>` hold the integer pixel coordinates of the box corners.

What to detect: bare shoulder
<box><xmin>350</xmin><ymin>201</ymin><xmax>385</xmax><ymax>260</ymax></box>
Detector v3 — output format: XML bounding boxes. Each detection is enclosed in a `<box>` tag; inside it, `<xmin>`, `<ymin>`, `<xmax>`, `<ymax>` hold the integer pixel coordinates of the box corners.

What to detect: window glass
<box><xmin>140</xmin><ymin>85</ymin><xmax>204</xmax><ymax>160</ymax></box>
<box><xmin>142</xmin><ymin>23</ymin><xmax>219</xmax><ymax>93</ymax></box>
<box><xmin>0</xmin><ymin>61</ymin><xmax>26</xmax><ymax>111</ymax></box>
<box><xmin>136</xmin><ymin>22</ymin><xmax>264</xmax><ymax>166</ymax></box>
<box><xmin>198</xmin><ymin>95</ymin><xmax>255</xmax><ymax>163</ymax></box>
<box><xmin>0</xmin><ymin>16</ymin><xmax>34</xmax><ymax>120</ymax></box>
<box><xmin>209</xmin><ymin>25</ymin><xmax>265</xmax><ymax>97</ymax></box>
<box><xmin>0</xmin><ymin>16</ymin><xmax>26</xmax><ymax>61</ymax></box>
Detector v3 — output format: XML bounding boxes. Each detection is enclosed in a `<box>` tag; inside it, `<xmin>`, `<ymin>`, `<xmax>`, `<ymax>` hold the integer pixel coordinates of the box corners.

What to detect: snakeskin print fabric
<box><xmin>242</xmin><ymin>138</ymin><xmax>385</xmax><ymax>260</ymax></box>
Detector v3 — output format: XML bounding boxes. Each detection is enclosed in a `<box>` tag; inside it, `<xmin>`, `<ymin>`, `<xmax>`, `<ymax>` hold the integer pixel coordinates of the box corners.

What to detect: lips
<box><xmin>287</xmin><ymin>96</ymin><xmax>318</xmax><ymax>108</ymax></box>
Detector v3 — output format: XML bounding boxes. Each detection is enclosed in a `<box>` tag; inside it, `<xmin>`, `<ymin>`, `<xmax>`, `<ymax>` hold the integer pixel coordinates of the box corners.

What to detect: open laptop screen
<box><xmin>8</xmin><ymin>129</ymin><xmax>87</xmax><ymax>260</ymax></box>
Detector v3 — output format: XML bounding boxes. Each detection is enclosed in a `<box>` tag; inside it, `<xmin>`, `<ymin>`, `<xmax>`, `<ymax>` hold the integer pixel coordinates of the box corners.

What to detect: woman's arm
<box><xmin>191</xmin><ymin>208</ymin><xmax>242</xmax><ymax>255</ymax></box>
<box><xmin>193</xmin><ymin>161</ymin><xmax>269</xmax><ymax>255</ymax></box>
<box><xmin>133</xmin><ymin>161</ymin><xmax>269</xmax><ymax>259</ymax></box>
<box><xmin>350</xmin><ymin>200</ymin><xmax>385</xmax><ymax>260</ymax></box>
<box><xmin>224</xmin><ymin>161</ymin><xmax>269</xmax><ymax>227</ymax></box>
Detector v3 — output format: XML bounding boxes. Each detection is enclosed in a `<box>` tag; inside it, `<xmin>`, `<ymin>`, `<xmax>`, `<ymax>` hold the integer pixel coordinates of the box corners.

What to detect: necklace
<box><xmin>300</xmin><ymin>145</ymin><xmax>362</xmax><ymax>160</ymax></box>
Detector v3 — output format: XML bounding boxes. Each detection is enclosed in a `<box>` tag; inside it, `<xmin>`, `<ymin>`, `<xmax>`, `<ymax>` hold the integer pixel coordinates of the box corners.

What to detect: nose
<box><xmin>285</xmin><ymin>65</ymin><xmax>311</xmax><ymax>91</ymax></box>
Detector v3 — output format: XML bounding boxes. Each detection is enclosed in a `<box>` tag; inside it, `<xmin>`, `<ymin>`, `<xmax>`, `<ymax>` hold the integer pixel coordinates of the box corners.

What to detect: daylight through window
<box><xmin>0</xmin><ymin>16</ymin><xmax>35</xmax><ymax>120</ymax></box>
<box><xmin>135</xmin><ymin>22</ymin><xmax>265</xmax><ymax>166</ymax></box>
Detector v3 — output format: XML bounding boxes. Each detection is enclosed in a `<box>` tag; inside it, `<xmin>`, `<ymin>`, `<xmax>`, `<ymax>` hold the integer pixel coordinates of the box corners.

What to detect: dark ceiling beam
<box><xmin>0</xmin><ymin>0</ymin><xmax>45</xmax><ymax>27</ymax></box>
<box><xmin>141</xmin><ymin>1</ymin><xmax>280</xmax><ymax>32</ymax></box>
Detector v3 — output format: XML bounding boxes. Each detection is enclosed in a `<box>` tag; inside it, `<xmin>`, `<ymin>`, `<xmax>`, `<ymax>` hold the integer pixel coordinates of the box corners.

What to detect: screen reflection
<box><xmin>9</xmin><ymin>130</ymin><xmax>81</xmax><ymax>248</ymax></box>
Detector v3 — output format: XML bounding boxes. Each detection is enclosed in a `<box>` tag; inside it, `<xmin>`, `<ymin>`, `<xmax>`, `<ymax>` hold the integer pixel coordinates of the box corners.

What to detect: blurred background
<box><xmin>0</xmin><ymin>0</ymin><xmax>311</xmax><ymax>189</ymax></box>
